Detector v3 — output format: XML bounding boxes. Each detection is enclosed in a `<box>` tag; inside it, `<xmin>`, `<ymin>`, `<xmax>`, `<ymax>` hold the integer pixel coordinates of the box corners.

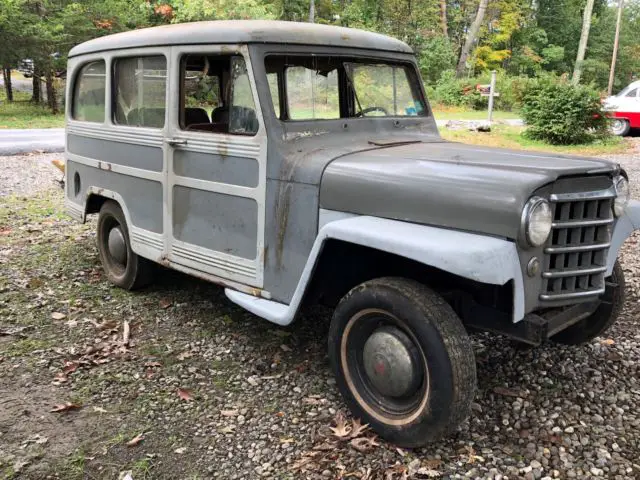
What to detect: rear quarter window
<box><xmin>72</xmin><ymin>60</ymin><xmax>106</xmax><ymax>122</ymax></box>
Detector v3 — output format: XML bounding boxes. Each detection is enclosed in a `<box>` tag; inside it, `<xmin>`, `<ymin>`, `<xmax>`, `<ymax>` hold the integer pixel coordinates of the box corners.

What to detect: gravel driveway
<box><xmin>1</xmin><ymin>145</ymin><xmax>640</xmax><ymax>479</ymax></box>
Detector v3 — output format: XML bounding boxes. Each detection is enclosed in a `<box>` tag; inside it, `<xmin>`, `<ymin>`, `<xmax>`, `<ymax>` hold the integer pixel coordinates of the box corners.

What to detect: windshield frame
<box><xmin>250</xmin><ymin>45</ymin><xmax>432</xmax><ymax>136</ymax></box>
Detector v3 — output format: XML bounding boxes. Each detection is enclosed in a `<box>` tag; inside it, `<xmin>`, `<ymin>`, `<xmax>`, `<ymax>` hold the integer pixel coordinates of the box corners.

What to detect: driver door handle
<box><xmin>166</xmin><ymin>138</ymin><xmax>187</xmax><ymax>146</ymax></box>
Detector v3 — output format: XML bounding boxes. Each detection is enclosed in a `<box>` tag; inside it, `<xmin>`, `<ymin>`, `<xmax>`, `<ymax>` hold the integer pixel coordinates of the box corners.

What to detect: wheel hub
<box><xmin>362</xmin><ymin>326</ymin><xmax>423</xmax><ymax>398</ymax></box>
<box><xmin>107</xmin><ymin>226</ymin><xmax>127</xmax><ymax>265</ymax></box>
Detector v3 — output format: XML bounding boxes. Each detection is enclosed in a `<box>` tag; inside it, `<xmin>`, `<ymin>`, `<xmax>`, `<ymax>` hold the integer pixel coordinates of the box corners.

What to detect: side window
<box><xmin>72</xmin><ymin>60</ymin><xmax>106</xmax><ymax>122</ymax></box>
<box><xmin>114</xmin><ymin>56</ymin><xmax>167</xmax><ymax>128</ymax></box>
<box><xmin>286</xmin><ymin>66</ymin><xmax>339</xmax><ymax>120</ymax></box>
<box><xmin>180</xmin><ymin>54</ymin><xmax>259</xmax><ymax>136</ymax></box>
<box><xmin>626</xmin><ymin>88</ymin><xmax>638</xmax><ymax>98</ymax></box>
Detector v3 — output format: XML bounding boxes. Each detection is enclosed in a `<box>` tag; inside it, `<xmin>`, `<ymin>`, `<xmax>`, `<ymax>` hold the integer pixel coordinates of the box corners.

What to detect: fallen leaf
<box><xmin>349</xmin><ymin>436</ymin><xmax>380</xmax><ymax>453</ymax></box>
<box><xmin>280</xmin><ymin>437</ymin><xmax>295</xmax><ymax>443</ymax></box>
<box><xmin>92</xmin><ymin>406</ymin><xmax>108</xmax><ymax>413</ymax></box>
<box><xmin>62</xmin><ymin>362</ymin><xmax>78</xmax><ymax>375</ymax></box>
<box><xmin>330</xmin><ymin>412</ymin><xmax>352</xmax><ymax>439</ymax></box>
<box><xmin>221</xmin><ymin>409</ymin><xmax>239</xmax><ymax>417</ymax></box>
<box><xmin>119</xmin><ymin>471</ymin><xmax>133</xmax><ymax>480</ymax></box>
<box><xmin>302</xmin><ymin>397</ymin><xmax>322</xmax><ymax>405</ymax></box>
<box><xmin>395</xmin><ymin>447</ymin><xmax>408</xmax><ymax>457</ymax></box>
<box><xmin>177</xmin><ymin>351</ymin><xmax>193</xmax><ymax>361</ymax></box>
<box><xmin>51</xmin><ymin>312</ymin><xmax>67</xmax><ymax>320</ymax></box>
<box><xmin>350</xmin><ymin>418</ymin><xmax>369</xmax><ymax>438</ymax></box>
<box><xmin>416</xmin><ymin>467</ymin><xmax>441</xmax><ymax>477</ymax></box>
<box><xmin>126</xmin><ymin>433</ymin><xmax>145</xmax><ymax>447</ymax></box>
<box><xmin>122</xmin><ymin>320</ymin><xmax>130</xmax><ymax>346</ymax></box>
<box><xmin>50</xmin><ymin>402</ymin><xmax>81</xmax><ymax>413</ymax></box>
<box><xmin>53</xmin><ymin>372</ymin><xmax>68</xmax><ymax>384</ymax></box>
<box><xmin>218</xmin><ymin>425</ymin><xmax>236</xmax><ymax>434</ymax></box>
<box><xmin>313</xmin><ymin>441</ymin><xmax>337</xmax><ymax>451</ymax></box>
<box><xmin>159</xmin><ymin>298</ymin><xmax>172</xmax><ymax>309</ymax></box>
<box><xmin>177</xmin><ymin>388</ymin><xmax>194</xmax><ymax>402</ymax></box>
<box><xmin>280</xmin><ymin>344</ymin><xmax>292</xmax><ymax>352</ymax></box>
<box><xmin>174</xmin><ymin>447</ymin><xmax>187</xmax><ymax>454</ymax></box>
<box><xmin>423</xmin><ymin>459</ymin><xmax>443</xmax><ymax>469</ymax></box>
<box><xmin>601</xmin><ymin>338</ymin><xmax>615</xmax><ymax>345</ymax></box>
<box><xmin>493</xmin><ymin>386</ymin><xmax>525</xmax><ymax>398</ymax></box>
<box><xmin>144</xmin><ymin>361</ymin><xmax>162</xmax><ymax>368</ymax></box>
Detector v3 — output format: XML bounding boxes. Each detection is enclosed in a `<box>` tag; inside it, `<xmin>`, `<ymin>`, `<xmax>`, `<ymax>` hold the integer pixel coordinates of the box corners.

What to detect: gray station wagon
<box><xmin>64</xmin><ymin>20</ymin><xmax>640</xmax><ymax>447</ymax></box>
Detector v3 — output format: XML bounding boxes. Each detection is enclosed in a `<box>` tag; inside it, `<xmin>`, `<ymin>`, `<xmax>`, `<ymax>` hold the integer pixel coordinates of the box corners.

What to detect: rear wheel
<box><xmin>552</xmin><ymin>261</ymin><xmax>625</xmax><ymax>345</ymax></box>
<box><xmin>611</xmin><ymin>118</ymin><xmax>630</xmax><ymax>136</ymax></box>
<box><xmin>97</xmin><ymin>201</ymin><xmax>153</xmax><ymax>290</ymax></box>
<box><xmin>328</xmin><ymin>277</ymin><xmax>476</xmax><ymax>447</ymax></box>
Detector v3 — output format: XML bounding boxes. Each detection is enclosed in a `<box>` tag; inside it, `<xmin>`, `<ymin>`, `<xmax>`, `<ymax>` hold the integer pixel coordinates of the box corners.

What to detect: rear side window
<box><xmin>114</xmin><ymin>56</ymin><xmax>167</xmax><ymax>128</ymax></box>
<box><xmin>72</xmin><ymin>60</ymin><xmax>106</xmax><ymax>122</ymax></box>
<box><xmin>625</xmin><ymin>88</ymin><xmax>638</xmax><ymax>98</ymax></box>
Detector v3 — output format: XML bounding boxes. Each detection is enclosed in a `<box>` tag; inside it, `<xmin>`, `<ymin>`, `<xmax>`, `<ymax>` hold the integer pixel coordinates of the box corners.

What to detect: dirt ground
<box><xmin>2</xmin><ymin>150</ymin><xmax>640</xmax><ymax>479</ymax></box>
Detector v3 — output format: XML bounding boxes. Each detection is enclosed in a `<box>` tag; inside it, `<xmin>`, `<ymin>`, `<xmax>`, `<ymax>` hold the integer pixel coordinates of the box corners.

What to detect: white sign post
<box><xmin>487</xmin><ymin>70</ymin><xmax>497</xmax><ymax>124</ymax></box>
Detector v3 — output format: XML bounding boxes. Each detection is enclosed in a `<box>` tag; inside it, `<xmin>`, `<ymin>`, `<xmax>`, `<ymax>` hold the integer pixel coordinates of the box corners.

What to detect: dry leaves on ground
<box><xmin>126</xmin><ymin>433</ymin><xmax>145</xmax><ymax>447</ymax></box>
<box><xmin>50</xmin><ymin>402</ymin><xmax>82</xmax><ymax>413</ymax></box>
<box><xmin>177</xmin><ymin>388</ymin><xmax>194</xmax><ymax>402</ymax></box>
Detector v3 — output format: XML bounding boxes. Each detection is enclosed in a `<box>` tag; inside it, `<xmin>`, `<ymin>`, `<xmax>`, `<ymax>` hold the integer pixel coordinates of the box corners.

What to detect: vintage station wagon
<box><xmin>64</xmin><ymin>20</ymin><xmax>640</xmax><ymax>446</ymax></box>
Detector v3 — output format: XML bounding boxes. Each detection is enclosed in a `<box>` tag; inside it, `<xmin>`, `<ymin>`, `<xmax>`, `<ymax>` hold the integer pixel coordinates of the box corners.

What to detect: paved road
<box><xmin>0</xmin><ymin>129</ymin><xmax>64</xmax><ymax>156</ymax></box>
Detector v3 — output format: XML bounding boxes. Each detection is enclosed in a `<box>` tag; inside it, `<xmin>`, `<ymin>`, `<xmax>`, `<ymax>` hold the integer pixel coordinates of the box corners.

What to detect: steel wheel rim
<box><xmin>341</xmin><ymin>308</ymin><xmax>430</xmax><ymax>425</ymax></box>
<box><xmin>101</xmin><ymin>216</ymin><xmax>127</xmax><ymax>276</ymax></box>
<box><xmin>611</xmin><ymin>119</ymin><xmax>626</xmax><ymax>135</ymax></box>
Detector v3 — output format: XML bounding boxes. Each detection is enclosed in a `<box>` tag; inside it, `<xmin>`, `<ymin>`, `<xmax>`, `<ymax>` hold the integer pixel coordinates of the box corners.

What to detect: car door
<box><xmin>165</xmin><ymin>45</ymin><xmax>267</xmax><ymax>288</ymax></box>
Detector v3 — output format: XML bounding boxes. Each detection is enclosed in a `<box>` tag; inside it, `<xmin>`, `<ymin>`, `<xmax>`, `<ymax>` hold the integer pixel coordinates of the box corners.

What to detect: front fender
<box><xmin>226</xmin><ymin>213</ymin><xmax>526</xmax><ymax>325</ymax></box>
<box><xmin>606</xmin><ymin>199</ymin><xmax>640</xmax><ymax>275</ymax></box>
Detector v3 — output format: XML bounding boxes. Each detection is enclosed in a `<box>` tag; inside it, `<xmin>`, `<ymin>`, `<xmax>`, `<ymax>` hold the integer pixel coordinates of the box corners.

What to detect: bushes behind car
<box><xmin>521</xmin><ymin>81</ymin><xmax>609</xmax><ymax>145</ymax></box>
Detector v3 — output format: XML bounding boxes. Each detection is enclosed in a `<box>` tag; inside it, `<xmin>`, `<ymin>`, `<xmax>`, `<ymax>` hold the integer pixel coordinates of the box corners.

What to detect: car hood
<box><xmin>320</xmin><ymin>140</ymin><xmax>618</xmax><ymax>239</ymax></box>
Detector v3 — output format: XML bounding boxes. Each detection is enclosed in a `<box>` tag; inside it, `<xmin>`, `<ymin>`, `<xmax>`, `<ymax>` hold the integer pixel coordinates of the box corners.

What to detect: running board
<box><xmin>225</xmin><ymin>289</ymin><xmax>292</xmax><ymax>326</ymax></box>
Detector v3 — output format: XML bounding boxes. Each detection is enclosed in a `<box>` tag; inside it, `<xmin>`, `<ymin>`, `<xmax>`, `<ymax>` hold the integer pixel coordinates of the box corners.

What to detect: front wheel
<box><xmin>328</xmin><ymin>277</ymin><xmax>476</xmax><ymax>447</ymax></box>
<box><xmin>611</xmin><ymin>118</ymin><xmax>630</xmax><ymax>137</ymax></box>
<box><xmin>552</xmin><ymin>261</ymin><xmax>625</xmax><ymax>345</ymax></box>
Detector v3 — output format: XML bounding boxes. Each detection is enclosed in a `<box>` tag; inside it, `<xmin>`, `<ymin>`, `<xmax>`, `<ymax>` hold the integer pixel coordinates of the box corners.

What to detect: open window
<box><xmin>180</xmin><ymin>54</ymin><xmax>259</xmax><ymax>135</ymax></box>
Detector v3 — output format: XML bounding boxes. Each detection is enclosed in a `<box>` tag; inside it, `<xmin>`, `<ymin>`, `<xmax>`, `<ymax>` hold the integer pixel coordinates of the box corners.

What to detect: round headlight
<box><xmin>522</xmin><ymin>197</ymin><xmax>552</xmax><ymax>247</ymax></box>
<box><xmin>614</xmin><ymin>176</ymin><xmax>629</xmax><ymax>217</ymax></box>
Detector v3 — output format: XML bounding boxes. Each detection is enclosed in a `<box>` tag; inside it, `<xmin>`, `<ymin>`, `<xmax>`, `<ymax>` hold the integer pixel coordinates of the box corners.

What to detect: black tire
<box><xmin>328</xmin><ymin>277</ymin><xmax>476</xmax><ymax>447</ymax></box>
<box><xmin>552</xmin><ymin>260</ymin><xmax>625</xmax><ymax>345</ymax></box>
<box><xmin>611</xmin><ymin>118</ymin><xmax>631</xmax><ymax>137</ymax></box>
<box><xmin>97</xmin><ymin>201</ymin><xmax>153</xmax><ymax>290</ymax></box>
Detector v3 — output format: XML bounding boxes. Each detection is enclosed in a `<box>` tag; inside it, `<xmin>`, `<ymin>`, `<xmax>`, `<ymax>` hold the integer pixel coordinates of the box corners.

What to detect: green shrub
<box><xmin>521</xmin><ymin>81</ymin><xmax>609</xmax><ymax>145</ymax></box>
<box><xmin>431</xmin><ymin>70</ymin><xmax>483</xmax><ymax>109</ymax></box>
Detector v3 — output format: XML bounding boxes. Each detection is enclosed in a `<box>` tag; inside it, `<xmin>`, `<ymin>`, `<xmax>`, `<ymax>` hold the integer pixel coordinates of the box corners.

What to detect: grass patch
<box><xmin>440</xmin><ymin>125</ymin><xmax>629</xmax><ymax>156</ymax></box>
<box><xmin>0</xmin><ymin>90</ymin><xmax>64</xmax><ymax>129</ymax></box>
<box><xmin>5</xmin><ymin>338</ymin><xmax>54</xmax><ymax>357</ymax></box>
<box><xmin>431</xmin><ymin>105</ymin><xmax>520</xmax><ymax>121</ymax></box>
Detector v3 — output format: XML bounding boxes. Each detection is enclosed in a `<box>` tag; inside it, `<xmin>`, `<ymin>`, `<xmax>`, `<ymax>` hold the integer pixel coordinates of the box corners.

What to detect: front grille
<box><xmin>540</xmin><ymin>187</ymin><xmax>615</xmax><ymax>301</ymax></box>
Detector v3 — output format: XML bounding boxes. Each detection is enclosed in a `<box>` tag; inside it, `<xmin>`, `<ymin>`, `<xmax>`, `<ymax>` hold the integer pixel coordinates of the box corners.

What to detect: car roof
<box><xmin>69</xmin><ymin>20</ymin><xmax>413</xmax><ymax>58</ymax></box>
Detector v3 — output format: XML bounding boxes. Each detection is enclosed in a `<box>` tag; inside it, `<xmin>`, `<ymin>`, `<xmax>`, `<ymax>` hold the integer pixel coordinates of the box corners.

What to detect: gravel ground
<box><xmin>1</xmin><ymin>144</ymin><xmax>640</xmax><ymax>479</ymax></box>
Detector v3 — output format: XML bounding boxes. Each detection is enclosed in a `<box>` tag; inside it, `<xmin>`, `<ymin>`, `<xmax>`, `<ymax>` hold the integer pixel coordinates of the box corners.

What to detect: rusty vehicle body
<box><xmin>65</xmin><ymin>21</ymin><xmax>640</xmax><ymax>446</ymax></box>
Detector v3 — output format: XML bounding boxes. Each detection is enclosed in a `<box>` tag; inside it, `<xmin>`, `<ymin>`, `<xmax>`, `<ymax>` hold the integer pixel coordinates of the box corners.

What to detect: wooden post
<box><xmin>309</xmin><ymin>0</ymin><xmax>315</xmax><ymax>23</ymax></box>
<box><xmin>607</xmin><ymin>0</ymin><xmax>624</xmax><ymax>96</ymax></box>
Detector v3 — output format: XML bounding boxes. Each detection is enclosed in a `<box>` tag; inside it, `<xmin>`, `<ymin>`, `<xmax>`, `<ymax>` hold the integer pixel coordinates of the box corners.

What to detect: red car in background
<box><xmin>604</xmin><ymin>80</ymin><xmax>640</xmax><ymax>136</ymax></box>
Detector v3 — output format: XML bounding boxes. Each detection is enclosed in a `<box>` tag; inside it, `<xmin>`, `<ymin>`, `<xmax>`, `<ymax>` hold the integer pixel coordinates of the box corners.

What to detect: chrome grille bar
<box><xmin>540</xmin><ymin>185</ymin><xmax>614</xmax><ymax>302</ymax></box>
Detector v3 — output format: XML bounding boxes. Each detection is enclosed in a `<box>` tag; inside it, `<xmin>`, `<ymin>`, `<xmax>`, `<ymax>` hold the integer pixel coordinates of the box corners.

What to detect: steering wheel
<box><xmin>356</xmin><ymin>106</ymin><xmax>390</xmax><ymax>117</ymax></box>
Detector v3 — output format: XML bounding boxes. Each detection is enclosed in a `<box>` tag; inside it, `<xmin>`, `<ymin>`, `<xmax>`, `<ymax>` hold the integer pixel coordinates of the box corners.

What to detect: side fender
<box><xmin>226</xmin><ymin>214</ymin><xmax>525</xmax><ymax>325</ymax></box>
<box><xmin>607</xmin><ymin>200</ymin><xmax>640</xmax><ymax>275</ymax></box>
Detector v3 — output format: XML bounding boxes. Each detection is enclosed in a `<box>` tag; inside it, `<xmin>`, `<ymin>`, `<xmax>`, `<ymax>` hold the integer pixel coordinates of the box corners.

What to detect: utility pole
<box><xmin>572</xmin><ymin>0</ymin><xmax>596</xmax><ymax>85</ymax></box>
<box><xmin>607</xmin><ymin>0</ymin><xmax>624</xmax><ymax>96</ymax></box>
<box><xmin>309</xmin><ymin>0</ymin><xmax>315</xmax><ymax>23</ymax></box>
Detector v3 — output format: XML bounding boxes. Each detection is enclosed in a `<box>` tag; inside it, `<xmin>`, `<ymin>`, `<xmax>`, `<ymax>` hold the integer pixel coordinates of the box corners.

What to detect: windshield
<box><xmin>264</xmin><ymin>55</ymin><xmax>427</xmax><ymax>121</ymax></box>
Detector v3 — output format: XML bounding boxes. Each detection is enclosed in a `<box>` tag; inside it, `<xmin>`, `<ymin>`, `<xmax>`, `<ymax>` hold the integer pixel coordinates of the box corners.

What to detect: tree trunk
<box><xmin>309</xmin><ymin>0</ymin><xmax>315</xmax><ymax>23</ymax></box>
<box><xmin>607</xmin><ymin>0</ymin><xmax>624</xmax><ymax>96</ymax></box>
<box><xmin>2</xmin><ymin>67</ymin><xmax>13</xmax><ymax>102</ymax></box>
<box><xmin>440</xmin><ymin>0</ymin><xmax>448</xmax><ymax>37</ymax></box>
<box><xmin>45</xmin><ymin>70</ymin><xmax>58</xmax><ymax>114</ymax></box>
<box><xmin>32</xmin><ymin>67</ymin><xmax>41</xmax><ymax>103</ymax></box>
<box><xmin>456</xmin><ymin>0</ymin><xmax>489</xmax><ymax>78</ymax></box>
<box><xmin>572</xmin><ymin>0</ymin><xmax>596</xmax><ymax>85</ymax></box>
